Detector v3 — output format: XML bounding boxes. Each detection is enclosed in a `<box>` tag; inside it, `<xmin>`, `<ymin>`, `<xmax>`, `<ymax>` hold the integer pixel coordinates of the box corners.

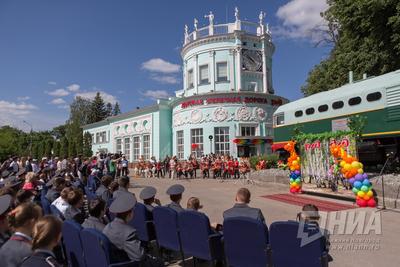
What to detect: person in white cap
<box><xmin>103</xmin><ymin>193</ymin><xmax>143</xmax><ymax>263</ymax></box>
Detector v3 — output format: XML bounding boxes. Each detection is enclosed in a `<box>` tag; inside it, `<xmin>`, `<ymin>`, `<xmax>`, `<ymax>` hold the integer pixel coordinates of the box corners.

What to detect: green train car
<box><xmin>272</xmin><ymin>69</ymin><xmax>400</xmax><ymax>165</ymax></box>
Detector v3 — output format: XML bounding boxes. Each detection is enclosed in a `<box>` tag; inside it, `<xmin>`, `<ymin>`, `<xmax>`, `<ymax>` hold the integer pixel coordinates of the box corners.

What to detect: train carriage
<box><xmin>272</xmin><ymin>69</ymin><xmax>400</xmax><ymax>165</ymax></box>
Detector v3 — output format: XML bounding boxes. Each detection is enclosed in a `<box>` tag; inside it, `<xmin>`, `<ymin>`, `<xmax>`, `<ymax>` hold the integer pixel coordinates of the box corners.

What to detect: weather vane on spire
<box><xmin>259</xmin><ymin>11</ymin><xmax>266</xmax><ymax>25</ymax></box>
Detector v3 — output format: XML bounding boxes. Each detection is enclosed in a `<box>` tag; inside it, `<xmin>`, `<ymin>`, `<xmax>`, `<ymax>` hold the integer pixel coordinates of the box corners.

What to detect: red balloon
<box><xmin>357</xmin><ymin>199</ymin><xmax>367</xmax><ymax>207</ymax></box>
<box><xmin>367</xmin><ymin>198</ymin><xmax>376</xmax><ymax>207</ymax></box>
<box><xmin>290</xmin><ymin>188</ymin><xmax>296</xmax><ymax>193</ymax></box>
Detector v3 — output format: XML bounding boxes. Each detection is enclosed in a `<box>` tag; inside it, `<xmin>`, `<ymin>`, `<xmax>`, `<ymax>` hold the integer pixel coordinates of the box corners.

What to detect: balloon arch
<box><xmin>283</xmin><ymin>140</ymin><xmax>376</xmax><ymax>208</ymax></box>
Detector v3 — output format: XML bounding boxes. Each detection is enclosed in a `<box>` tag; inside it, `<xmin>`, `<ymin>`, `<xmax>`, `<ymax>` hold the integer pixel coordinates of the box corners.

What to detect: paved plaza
<box><xmin>129</xmin><ymin>177</ymin><xmax>400</xmax><ymax>267</ymax></box>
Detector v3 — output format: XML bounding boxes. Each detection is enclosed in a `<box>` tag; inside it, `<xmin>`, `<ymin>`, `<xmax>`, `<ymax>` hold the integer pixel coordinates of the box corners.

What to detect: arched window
<box><xmin>367</xmin><ymin>92</ymin><xmax>382</xmax><ymax>102</ymax></box>
<box><xmin>332</xmin><ymin>101</ymin><xmax>344</xmax><ymax>109</ymax></box>
<box><xmin>348</xmin><ymin>96</ymin><xmax>361</xmax><ymax>106</ymax></box>
<box><xmin>305</xmin><ymin>108</ymin><xmax>315</xmax><ymax>115</ymax></box>
<box><xmin>295</xmin><ymin>110</ymin><xmax>303</xmax><ymax>117</ymax></box>
<box><xmin>318</xmin><ymin>104</ymin><xmax>328</xmax><ymax>112</ymax></box>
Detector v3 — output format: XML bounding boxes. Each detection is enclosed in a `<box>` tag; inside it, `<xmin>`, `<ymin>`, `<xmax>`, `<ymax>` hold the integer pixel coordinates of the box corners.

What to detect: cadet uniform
<box><xmin>82</xmin><ymin>216</ymin><xmax>106</xmax><ymax>231</ymax></box>
<box><xmin>165</xmin><ymin>184</ymin><xmax>185</xmax><ymax>213</ymax></box>
<box><xmin>112</xmin><ymin>187</ymin><xmax>131</xmax><ymax>199</ymax></box>
<box><xmin>103</xmin><ymin>193</ymin><xmax>144</xmax><ymax>262</ymax></box>
<box><xmin>20</xmin><ymin>249</ymin><xmax>61</xmax><ymax>267</ymax></box>
<box><xmin>0</xmin><ymin>194</ymin><xmax>12</xmax><ymax>248</ymax></box>
<box><xmin>139</xmin><ymin>186</ymin><xmax>159</xmax><ymax>213</ymax></box>
<box><xmin>223</xmin><ymin>203</ymin><xmax>266</xmax><ymax>224</ymax></box>
<box><xmin>0</xmin><ymin>232</ymin><xmax>32</xmax><ymax>267</ymax></box>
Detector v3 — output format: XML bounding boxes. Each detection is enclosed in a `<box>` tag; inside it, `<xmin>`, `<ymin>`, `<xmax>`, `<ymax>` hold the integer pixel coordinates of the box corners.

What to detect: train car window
<box><xmin>276</xmin><ymin>113</ymin><xmax>285</xmax><ymax>125</ymax></box>
<box><xmin>348</xmin><ymin>96</ymin><xmax>361</xmax><ymax>106</ymax></box>
<box><xmin>332</xmin><ymin>101</ymin><xmax>344</xmax><ymax>109</ymax></box>
<box><xmin>305</xmin><ymin>108</ymin><xmax>315</xmax><ymax>115</ymax></box>
<box><xmin>318</xmin><ymin>104</ymin><xmax>328</xmax><ymax>112</ymax></box>
<box><xmin>295</xmin><ymin>110</ymin><xmax>303</xmax><ymax>117</ymax></box>
<box><xmin>367</xmin><ymin>92</ymin><xmax>382</xmax><ymax>102</ymax></box>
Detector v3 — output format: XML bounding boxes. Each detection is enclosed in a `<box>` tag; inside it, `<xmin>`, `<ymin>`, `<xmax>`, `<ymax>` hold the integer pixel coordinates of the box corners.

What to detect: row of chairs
<box><xmin>133</xmin><ymin>204</ymin><xmax>329</xmax><ymax>267</ymax></box>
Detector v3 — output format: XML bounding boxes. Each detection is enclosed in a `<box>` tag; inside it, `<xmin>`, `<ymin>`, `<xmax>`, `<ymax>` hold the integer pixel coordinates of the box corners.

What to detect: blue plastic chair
<box><xmin>62</xmin><ymin>220</ymin><xmax>86</xmax><ymax>267</ymax></box>
<box><xmin>178</xmin><ymin>210</ymin><xmax>224</xmax><ymax>263</ymax></box>
<box><xmin>153</xmin><ymin>206</ymin><xmax>184</xmax><ymax>262</ymax></box>
<box><xmin>129</xmin><ymin>203</ymin><xmax>155</xmax><ymax>242</ymax></box>
<box><xmin>50</xmin><ymin>204</ymin><xmax>65</xmax><ymax>220</ymax></box>
<box><xmin>41</xmin><ymin>195</ymin><xmax>51</xmax><ymax>215</ymax></box>
<box><xmin>269</xmin><ymin>221</ymin><xmax>329</xmax><ymax>267</ymax></box>
<box><xmin>80</xmin><ymin>228</ymin><xmax>138</xmax><ymax>267</ymax></box>
<box><xmin>223</xmin><ymin>217</ymin><xmax>271</xmax><ymax>267</ymax></box>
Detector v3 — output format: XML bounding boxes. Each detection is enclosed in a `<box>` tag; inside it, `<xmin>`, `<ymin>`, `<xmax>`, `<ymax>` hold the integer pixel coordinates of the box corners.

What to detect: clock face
<box><xmin>242</xmin><ymin>49</ymin><xmax>262</xmax><ymax>72</ymax></box>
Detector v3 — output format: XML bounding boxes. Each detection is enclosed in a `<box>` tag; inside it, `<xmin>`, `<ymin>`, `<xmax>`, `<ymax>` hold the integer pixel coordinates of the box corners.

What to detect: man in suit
<box><xmin>223</xmin><ymin>187</ymin><xmax>266</xmax><ymax>224</ymax></box>
<box><xmin>165</xmin><ymin>184</ymin><xmax>185</xmax><ymax>213</ymax></box>
<box><xmin>103</xmin><ymin>193</ymin><xmax>144</xmax><ymax>263</ymax></box>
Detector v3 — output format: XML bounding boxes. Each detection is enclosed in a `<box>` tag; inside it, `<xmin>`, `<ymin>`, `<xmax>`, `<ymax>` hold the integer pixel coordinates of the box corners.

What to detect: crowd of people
<box><xmin>0</xmin><ymin>154</ymin><xmax>329</xmax><ymax>266</ymax></box>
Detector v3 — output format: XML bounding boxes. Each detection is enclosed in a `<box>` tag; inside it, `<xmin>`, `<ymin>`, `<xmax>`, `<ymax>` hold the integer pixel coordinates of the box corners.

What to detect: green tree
<box><xmin>37</xmin><ymin>140</ymin><xmax>46</xmax><ymax>159</ymax></box>
<box><xmin>302</xmin><ymin>0</ymin><xmax>400</xmax><ymax>96</ymax></box>
<box><xmin>0</xmin><ymin>126</ymin><xmax>24</xmax><ymax>161</ymax></box>
<box><xmin>75</xmin><ymin>133</ymin><xmax>83</xmax><ymax>156</ymax></box>
<box><xmin>89</xmin><ymin>92</ymin><xmax>108</xmax><ymax>123</ymax></box>
<box><xmin>83</xmin><ymin>132</ymin><xmax>93</xmax><ymax>157</ymax></box>
<box><xmin>113</xmin><ymin>102</ymin><xmax>121</xmax><ymax>116</ymax></box>
<box><xmin>60</xmin><ymin>137</ymin><xmax>69</xmax><ymax>159</ymax></box>
<box><xmin>68</xmin><ymin>139</ymin><xmax>77</xmax><ymax>158</ymax></box>
<box><xmin>32</xmin><ymin>143</ymin><xmax>39</xmax><ymax>160</ymax></box>
<box><xmin>53</xmin><ymin>141</ymin><xmax>61</xmax><ymax>157</ymax></box>
<box><xmin>45</xmin><ymin>139</ymin><xmax>53</xmax><ymax>157</ymax></box>
<box><xmin>106</xmin><ymin>102</ymin><xmax>113</xmax><ymax>117</ymax></box>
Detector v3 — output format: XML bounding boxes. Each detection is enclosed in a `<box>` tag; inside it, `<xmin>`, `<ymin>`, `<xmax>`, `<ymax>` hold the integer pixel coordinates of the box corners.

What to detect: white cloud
<box><xmin>67</xmin><ymin>83</ymin><xmax>80</xmax><ymax>92</ymax></box>
<box><xmin>0</xmin><ymin>100</ymin><xmax>38</xmax><ymax>117</ymax></box>
<box><xmin>150</xmin><ymin>74</ymin><xmax>180</xmax><ymax>84</ymax></box>
<box><xmin>141</xmin><ymin>58</ymin><xmax>180</xmax><ymax>73</ymax></box>
<box><xmin>50</xmin><ymin>98</ymin><xmax>66</xmax><ymax>105</ymax></box>
<box><xmin>46</xmin><ymin>88</ymin><xmax>70</xmax><ymax>97</ymax></box>
<box><xmin>17</xmin><ymin>96</ymin><xmax>30</xmax><ymax>101</ymax></box>
<box><xmin>75</xmin><ymin>91</ymin><xmax>118</xmax><ymax>104</ymax></box>
<box><xmin>274</xmin><ymin>0</ymin><xmax>329</xmax><ymax>41</ymax></box>
<box><xmin>48</xmin><ymin>81</ymin><xmax>57</xmax><ymax>85</ymax></box>
<box><xmin>141</xmin><ymin>90</ymin><xmax>170</xmax><ymax>100</ymax></box>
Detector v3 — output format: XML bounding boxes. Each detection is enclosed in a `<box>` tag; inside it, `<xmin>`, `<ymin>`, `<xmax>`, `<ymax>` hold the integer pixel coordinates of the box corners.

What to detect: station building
<box><xmin>82</xmin><ymin>9</ymin><xmax>288</xmax><ymax>161</ymax></box>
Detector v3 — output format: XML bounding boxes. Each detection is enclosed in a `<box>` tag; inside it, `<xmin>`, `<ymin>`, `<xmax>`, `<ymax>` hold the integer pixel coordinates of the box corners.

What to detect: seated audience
<box><xmin>165</xmin><ymin>184</ymin><xmax>185</xmax><ymax>213</ymax></box>
<box><xmin>0</xmin><ymin>202</ymin><xmax>42</xmax><ymax>267</ymax></box>
<box><xmin>82</xmin><ymin>198</ymin><xmax>106</xmax><ymax>231</ymax></box>
<box><xmin>96</xmin><ymin>175</ymin><xmax>113</xmax><ymax>202</ymax></box>
<box><xmin>223</xmin><ymin>187</ymin><xmax>266</xmax><ymax>224</ymax></box>
<box><xmin>22</xmin><ymin>172</ymin><xmax>39</xmax><ymax>192</ymax></box>
<box><xmin>113</xmin><ymin>176</ymin><xmax>131</xmax><ymax>199</ymax></box>
<box><xmin>186</xmin><ymin>197</ymin><xmax>222</xmax><ymax>232</ymax></box>
<box><xmin>139</xmin><ymin>186</ymin><xmax>161</xmax><ymax>215</ymax></box>
<box><xmin>64</xmin><ymin>188</ymin><xmax>85</xmax><ymax>224</ymax></box>
<box><xmin>51</xmin><ymin>187</ymin><xmax>73</xmax><ymax>216</ymax></box>
<box><xmin>103</xmin><ymin>193</ymin><xmax>144</xmax><ymax>263</ymax></box>
<box><xmin>20</xmin><ymin>215</ymin><xmax>62</xmax><ymax>267</ymax></box>
<box><xmin>15</xmin><ymin>189</ymin><xmax>35</xmax><ymax>205</ymax></box>
<box><xmin>0</xmin><ymin>194</ymin><xmax>12</xmax><ymax>248</ymax></box>
<box><xmin>45</xmin><ymin>177</ymin><xmax>66</xmax><ymax>203</ymax></box>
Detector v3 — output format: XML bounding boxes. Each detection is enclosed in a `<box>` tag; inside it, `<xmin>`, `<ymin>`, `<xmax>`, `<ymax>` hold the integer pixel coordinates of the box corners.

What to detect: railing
<box><xmin>184</xmin><ymin>21</ymin><xmax>269</xmax><ymax>46</ymax></box>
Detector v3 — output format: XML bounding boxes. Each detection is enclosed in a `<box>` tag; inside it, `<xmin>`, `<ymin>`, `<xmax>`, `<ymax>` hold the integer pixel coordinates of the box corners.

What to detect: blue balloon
<box><xmin>353</xmin><ymin>181</ymin><xmax>362</xmax><ymax>189</ymax></box>
<box><xmin>362</xmin><ymin>179</ymin><xmax>371</xmax><ymax>186</ymax></box>
<box><xmin>355</xmin><ymin>174</ymin><xmax>363</xmax><ymax>181</ymax></box>
<box><xmin>362</xmin><ymin>173</ymin><xmax>368</xmax><ymax>179</ymax></box>
<box><xmin>349</xmin><ymin>178</ymin><xmax>355</xmax><ymax>184</ymax></box>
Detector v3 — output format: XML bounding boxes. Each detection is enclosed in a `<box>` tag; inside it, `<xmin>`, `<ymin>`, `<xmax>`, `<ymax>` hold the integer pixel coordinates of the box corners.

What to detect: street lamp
<box><xmin>23</xmin><ymin>120</ymin><xmax>33</xmax><ymax>156</ymax></box>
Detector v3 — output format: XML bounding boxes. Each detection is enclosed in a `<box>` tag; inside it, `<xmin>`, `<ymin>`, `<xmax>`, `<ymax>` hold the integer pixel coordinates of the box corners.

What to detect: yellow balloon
<box><xmin>292</xmin><ymin>160</ymin><xmax>298</xmax><ymax>165</ymax></box>
<box><xmin>351</xmin><ymin>161</ymin><xmax>360</xmax><ymax>168</ymax></box>
<box><xmin>367</xmin><ymin>190</ymin><xmax>373</xmax><ymax>197</ymax></box>
<box><xmin>340</xmin><ymin>161</ymin><xmax>346</xmax><ymax>167</ymax></box>
<box><xmin>357</xmin><ymin>191</ymin><xmax>365</xmax><ymax>198</ymax></box>
<box><xmin>290</xmin><ymin>167</ymin><xmax>295</xmax><ymax>171</ymax></box>
<box><xmin>357</xmin><ymin>168</ymin><xmax>364</xmax><ymax>174</ymax></box>
<box><xmin>344</xmin><ymin>164</ymin><xmax>352</xmax><ymax>171</ymax></box>
<box><xmin>297</xmin><ymin>157</ymin><xmax>300</xmax><ymax>161</ymax></box>
<box><xmin>363</xmin><ymin>194</ymin><xmax>371</xmax><ymax>201</ymax></box>
<box><xmin>359</xmin><ymin>163</ymin><xmax>363</xmax><ymax>169</ymax></box>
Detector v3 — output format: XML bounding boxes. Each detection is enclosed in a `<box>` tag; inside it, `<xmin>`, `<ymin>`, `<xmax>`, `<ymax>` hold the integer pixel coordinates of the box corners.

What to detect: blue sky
<box><xmin>0</xmin><ymin>0</ymin><xmax>330</xmax><ymax>131</ymax></box>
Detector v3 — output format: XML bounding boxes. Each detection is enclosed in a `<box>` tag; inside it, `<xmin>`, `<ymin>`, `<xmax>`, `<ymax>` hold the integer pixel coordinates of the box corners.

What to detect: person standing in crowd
<box><xmin>25</xmin><ymin>157</ymin><xmax>33</xmax><ymax>173</ymax></box>
<box><xmin>31</xmin><ymin>159</ymin><xmax>39</xmax><ymax>173</ymax></box>
<box><xmin>103</xmin><ymin>193</ymin><xmax>144</xmax><ymax>263</ymax></box>
<box><xmin>165</xmin><ymin>184</ymin><xmax>185</xmax><ymax>213</ymax></box>
<box><xmin>64</xmin><ymin>188</ymin><xmax>85</xmax><ymax>224</ymax></box>
<box><xmin>139</xmin><ymin>186</ymin><xmax>161</xmax><ymax>217</ymax></box>
<box><xmin>223</xmin><ymin>187</ymin><xmax>266</xmax><ymax>224</ymax></box>
<box><xmin>20</xmin><ymin>215</ymin><xmax>62</xmax><ymax>267</ymax></box>
<box><xmin>0</xmin><ymin>194</ymin><xmax>12</xmax><ymax>248</ymax></box>
<box><xmin>0</xmin><ymin>202</ymin><xmax>43</xmax><ymax>267</ymax></box>
<box><xmin>169</xmin><ymin>156</ymin><xmax>176</xmax><ymax>179</ymax></box>
<box><xmin>82</xmin><ymin>198</ymin><xmax>106</xmax><ymax>231</ymax></box>
<box><xmin>9</xmin><ymin>157</ymin><xmax>19</xmax><ymax>174</ymax></box>
<box><xmin>163</xmin><ymin>155</ymin><xmax>170</xmax><ymax>178</ymax></box>
<box><xmin>121</xmin><ymin>156</ymin><xmax>129</xmax><ymax>176</ymax></box>
<box><xmin>108</xmin><ymin>155</ymin><xmax>118</xmax><ymax>179</ymax></box>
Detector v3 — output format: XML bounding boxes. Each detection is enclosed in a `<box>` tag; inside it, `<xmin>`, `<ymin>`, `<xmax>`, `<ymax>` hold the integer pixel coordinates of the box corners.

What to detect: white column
<box><xmin>210</xmin><ymin>50</ymin><xmax>215</xmax><ymax>91</ymax></box>
<box><xmin>236</xmin><ymin>47</ymin><xmax>242</xmax><ymax>91</ymax></box>
<box><xmin>262</xmin><ymin>46</ymin><xmax>268</xmax><ymax>94</ymax></box>
<box><xmin>129</xmin><ymin>136</ymin><xmax>133</xmax><ymax>162</ymax></box>
<box><xmin>194</xmin><ymin>55</ymin><xmax>199</xmax><ymax>94</ymax></box>
<box><xmin>229</xmin><ymin>49</ymin><xmax>235</xmax><ymax>90</ymax></box>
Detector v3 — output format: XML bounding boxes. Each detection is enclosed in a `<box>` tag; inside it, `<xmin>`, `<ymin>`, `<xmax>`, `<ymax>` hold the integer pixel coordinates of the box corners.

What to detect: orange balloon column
<box><xmin>284</xmin><ymin>141</ymin><xmax>302</xmax><ymax>193</ymax></box>
<box><xmin>330</xmin><ymin>144</ymin><xmax>376</xmax><ymax>207</ymax></box>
